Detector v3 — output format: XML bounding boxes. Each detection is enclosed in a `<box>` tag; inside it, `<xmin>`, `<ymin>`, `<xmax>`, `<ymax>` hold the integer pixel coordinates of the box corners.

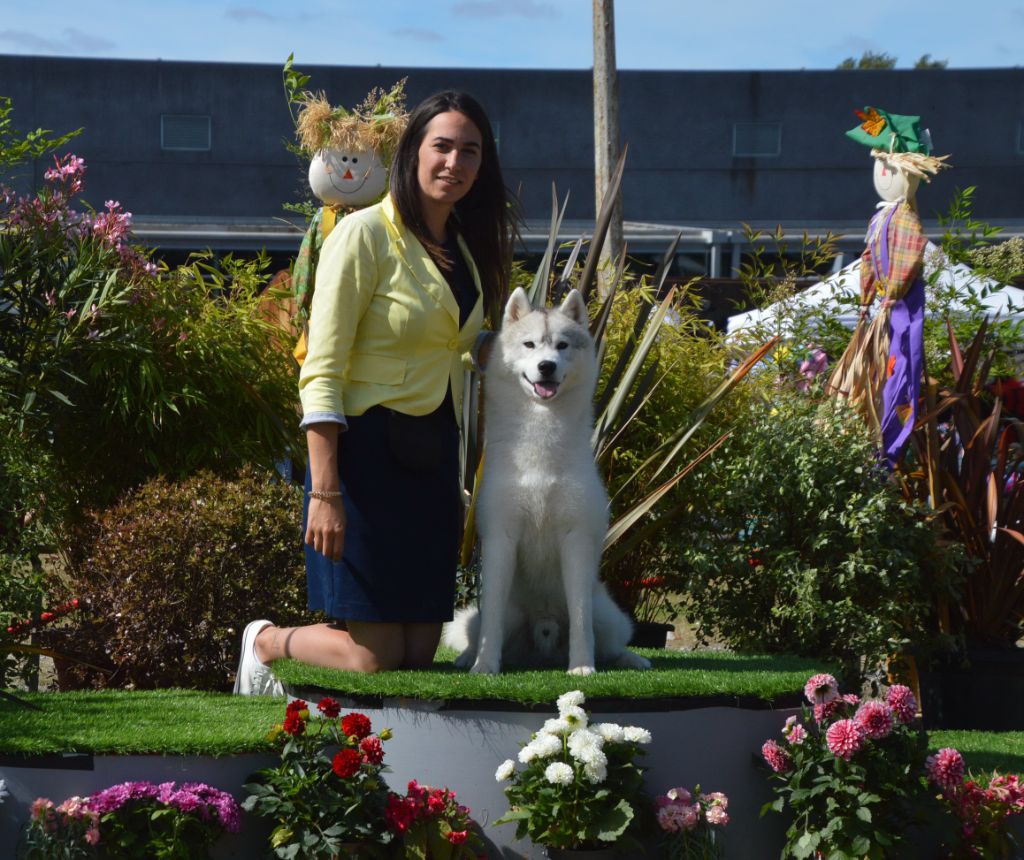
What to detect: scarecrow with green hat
<box><xmin>826</xmin><ymin>106</ymin><xmax>950</xmax><ymax>467</ymax></box>
<box><xmin>285</xmin><ymin>71</ymin><xmax>408</xmax><ymax>364</ymax></box>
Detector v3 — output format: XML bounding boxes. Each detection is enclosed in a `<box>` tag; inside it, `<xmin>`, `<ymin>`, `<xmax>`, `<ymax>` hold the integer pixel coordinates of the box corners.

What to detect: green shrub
<box><xmin>52</xmin><ymin>467</ymin><xmax>311</xmax><ymax>691</ymax></box>
<box><xmin>677</xmin><ymin>389</ymin><xmax>957</xmax><ymax>676</ymax></box>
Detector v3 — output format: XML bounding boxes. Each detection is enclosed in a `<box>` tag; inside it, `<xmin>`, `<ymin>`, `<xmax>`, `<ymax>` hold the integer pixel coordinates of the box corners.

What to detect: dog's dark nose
<box><xmin>537</xmin><ymin>360</ymin><xmax>556</xmax><ymax>377</ymax></box>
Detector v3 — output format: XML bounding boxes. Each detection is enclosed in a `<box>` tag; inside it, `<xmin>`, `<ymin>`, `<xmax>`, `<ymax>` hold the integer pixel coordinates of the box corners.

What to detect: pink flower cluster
<box><xmin>762</xmin><ymin>739</ymin><xmax>793</xmax><ymax>773</ymax></box>
<box><xmin>797</xmin><ymin>347</ymin><xmax>829</xmax><ymax>392</ymax></box>
<box><xmin>655</xmin><ymin>785</ymin><xmax>729</xmax><ymax>839</ymax></box>
<box><xmin>928</xmin><ymin>754</ymin><xmax>1024</xmax><ymax>852</ymax></box>
<box><xmin>87</xmin><ymin>780</ymin><xmax>240</xmax><ymax>833</ymax></box>
<box><xmin>926</xmin><ymin>748</ymin><xmax>966</xmax><ymax>792</ymax></box>
<box><xmin>886</xmin><ymin>684</ymin><xmax>917</xmax><ymax>724</ymax></box>
<box><xmin>30</xmin><ymin>796</ymin><xmax>100</xmax><ymax>846</ymax></box>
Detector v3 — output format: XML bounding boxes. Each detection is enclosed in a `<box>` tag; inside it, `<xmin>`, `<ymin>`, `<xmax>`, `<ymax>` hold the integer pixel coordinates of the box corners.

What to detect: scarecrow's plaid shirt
<box><xmin>859</xmin><ymin>201</ymin><xmax>928</xmax><ymax>304</ymax></box>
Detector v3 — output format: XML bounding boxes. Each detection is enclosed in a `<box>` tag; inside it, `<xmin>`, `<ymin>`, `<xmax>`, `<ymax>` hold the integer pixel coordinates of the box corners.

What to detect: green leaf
<box><xmin>855</xmin><ymin>806</ymin><xmax>872</xmax><ymax>823</ymax></box>
<box><xmin>793</xmin><ymin>831</ymin><xmax>820</xmax><ymax>859</ymax></box>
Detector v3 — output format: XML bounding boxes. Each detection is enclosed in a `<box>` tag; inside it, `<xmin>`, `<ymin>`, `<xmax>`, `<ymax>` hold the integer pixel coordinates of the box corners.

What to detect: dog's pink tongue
<box><xmin>534</xmin><ymin>381</ymin><xmax>558</xmax><ymax>399</ymax></box>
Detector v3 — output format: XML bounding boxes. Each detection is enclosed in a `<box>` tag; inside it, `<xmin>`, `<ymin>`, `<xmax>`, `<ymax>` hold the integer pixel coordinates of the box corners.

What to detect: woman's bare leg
<box><xmin>255</xmin><ymin>621</ymin><xmax>404</xmax><ymax>674</ymax></box>
<box><xmin>401</xmin><ymin>622</ymin><xmax>443</xmax><ymax>669</ymax></box>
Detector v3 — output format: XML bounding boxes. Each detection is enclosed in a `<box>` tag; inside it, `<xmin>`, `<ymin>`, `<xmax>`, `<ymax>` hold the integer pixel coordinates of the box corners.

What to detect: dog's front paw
<box><xmin>469</xmin><ymin>656</ymin><xmax>501</xmax><ymax>675</ymax></box>
<box><xmin>454</xmin><ymin>649</ymin><xmax>476</xmax><ymax>670</ymax></box>
<box><xmin>614</xmin><ymin>650</ymin><xmax>652</xmax><ymax>670</ymax></box>
<box><xmin>567</xmin><ymin>664</ymin><xmax>596</xmax><ymax>676</ymax></box>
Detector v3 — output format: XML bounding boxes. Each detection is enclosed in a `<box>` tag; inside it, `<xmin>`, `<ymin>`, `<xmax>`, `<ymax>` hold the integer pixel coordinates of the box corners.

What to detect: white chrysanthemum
<box><xmin>561</xmin><ymin>704</ymin><xmax>588</xmax><ymax>727</ymax></box>
<box><xmin>593</xmin><ymin>722</ymin><xmax>625</xmax><ymax>743</ymax></box>
<box><xmin>623</xmin><ymin>725</ymin><xmax>653</xmax><ymax>744</ymax></box>
<box><xmin>544</xmin><ymin>761</ymin><xmax>575</xmax><ymax>785</ymax></box>
<box><xmin>556</xmin><ymin>690</ymin><xmax>586</xmax><ymax>713</ymax></box>
<box><xmin>495</xmin><ymin>759</ymin><xmax>515</xmax><ymax>782</ymax></box>
<box><xmin>575</xmin><ymin>746</ymin><xmax>607</xmax><ymax>768</ymax></box>
<box><xmin>567</xmin><ymin>728</ymin><xmax>604</xmax><ymax>758</ymax></box>
<box><xmin>583</xmin><ymin>760</ymin><xmax>608</xmax><ymax>783</ymax></box>
<box><xmin>541</xmin><ymin>717</ymin><xmax>573</xmax><ymax>736</ymax></box>
<box><xmin>518</xmin><ymin>743</ymin><xmax>539</xmax><ymax>764</ymax></box>
<box><xmin>531</xmin><ymin>733</ymin><xmax>564</xmax><ymax>758</ymax></box>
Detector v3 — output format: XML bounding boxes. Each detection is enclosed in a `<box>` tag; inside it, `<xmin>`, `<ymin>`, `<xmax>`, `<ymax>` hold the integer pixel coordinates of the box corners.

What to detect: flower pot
<box><xmin>628</xmin><ymin>620</ymin><xmax>674</xmax><ymax>648</ymax></box>
<box><xmin>918</xmin><ymin>645</ymin><xmax>1024</xmax><ymax>730</ymax></box>
<box><xmin>544</xmin><ymin>847</ymin><xmax>618</xmax><ymax>860</ymax></box>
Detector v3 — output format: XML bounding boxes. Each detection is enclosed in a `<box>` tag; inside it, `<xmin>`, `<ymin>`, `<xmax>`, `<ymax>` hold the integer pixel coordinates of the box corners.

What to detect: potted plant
<box><xmin>760</xmin><ymin>673</ymin><xmax>934</xmax><ymax>858</ymax></box>
<box><xmin>654</xmin><ymin>785</ymin><xmax>729</xmax><ymax>859</ymax></box>
<box><xmin>243</xmin><ymin>697</ymin><xmax>395</xmax><ymax>858</ymax></box>
<box><xmin>494</xmin><ymin>690</ymin><xmax>650</xmax><ymax>857</ymax></box>
<box><xmin>895</xmin><ymin>321</ymin><xmax>1024</xmax><ymax>728</ymax></box>
<box><xmin>385</xmin><ymin>780</ymin><xmax>485</xmax><ymax>858</ymax></box>
<box><xmin>19</xmin><ymin>781</ymin><xmax>240</xmax><ymax>858</ymax></box>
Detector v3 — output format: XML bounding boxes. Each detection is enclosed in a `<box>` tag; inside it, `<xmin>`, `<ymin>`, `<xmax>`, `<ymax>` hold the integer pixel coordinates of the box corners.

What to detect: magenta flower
<box><xmin>926</xmin><ymin>748</ymin><xmax>965</xmax><ymax>791</ymax></box>
<box><xmin>855</xmin><ymin>700</ymin><xmax>894</xmax><ymax>740</ymax></box>
<box><xmin>804</xmin><ymin>673</ymin><xmax>839</xmax><ymax>706</ymax></box>
<box><xmin>825</xmin><ymin>719</ymin><xmax>864</xmax><ymax>761</ymax></box>
<box><xmin>762</xmin><ymin>739</ymin><xmax>793</xmax><ymax>773</ymax></box>
<box><xmin>886</xmin><ymin>684</ymin><xmax>918</xmax><ymax>724</ymax></box>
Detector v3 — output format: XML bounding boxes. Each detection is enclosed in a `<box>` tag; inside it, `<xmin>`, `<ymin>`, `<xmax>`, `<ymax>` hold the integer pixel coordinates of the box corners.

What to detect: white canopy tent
<box><xmin>726</xmin><ymin>242</ymin><xmax>1024</xmax><ymax>336</ymax></box>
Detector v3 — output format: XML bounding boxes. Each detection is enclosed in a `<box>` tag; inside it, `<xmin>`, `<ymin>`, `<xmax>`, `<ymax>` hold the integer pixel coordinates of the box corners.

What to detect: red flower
<box><xmin>286</xmin><ymin>699</ymin><xmax>308</xmax><ymax>715</ymax></box>
<box><xmin>385</xmin><ymin>794</ymin><xmax>415</xmax><ymax>832</ymax></box>
<box><xmin>332</xmin><ymin>748</ymin><xmax>362</xmax><ymax>779</ymax></box>
<box><xmin>283</xmin><ymin>712</ymin><xmax>306</xmax><ymax>737</ymax></box>
<box><xmin>360</xmin><ymin>736</ymin><xmax>384</xmax><ymax>765</ymax></box>
<box><xmin>342</xmin><ymin>712</ymin><xmax>372</xmax><ymax>739</ymax></box>
<box><xmin>427</xmin><ymin>792</ymin><xmax>446</xmax><ymax>815</ymax></box>
<box><xmin>317</xmin><ymin>697</ymin><xmax>341</xmax><ymax>718</ymax></box>
<box><xmin>448</xmin><ymin>830</ymin><xmax>468</xmax><ymax>844</ymax></box>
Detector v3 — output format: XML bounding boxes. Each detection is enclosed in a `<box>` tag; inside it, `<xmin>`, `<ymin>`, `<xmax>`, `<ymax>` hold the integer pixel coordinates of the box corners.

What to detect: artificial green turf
<box><xmin>0</xmin><ymin>690</ymin><xmax>284</xmax><ymax>756</ymax></box>
<box><xmin>270</xmin><ymin>647</ymin><xmax>835</xmax><ymax>706</ymax></box>
<box><xmin>4</xmin><ymin>690</ymin><xmax>1024</xmax><ymax>769</ymax></box>
<box><xmin>928</xmin><ymin>730</ymin><xmax>1024</xmax><ymax>775</ymax></box>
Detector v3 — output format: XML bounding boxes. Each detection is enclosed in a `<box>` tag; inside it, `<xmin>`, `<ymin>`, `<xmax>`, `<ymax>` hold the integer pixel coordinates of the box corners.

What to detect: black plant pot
<box><xmin>627</xmin><ymin>621</ymin><xmax>674</xmax><ymax>649</ymax></box>
<box><xmin>919</xmin><ymin>645</ymin><xmax>1024</xmax><ymax>730</ymax></box>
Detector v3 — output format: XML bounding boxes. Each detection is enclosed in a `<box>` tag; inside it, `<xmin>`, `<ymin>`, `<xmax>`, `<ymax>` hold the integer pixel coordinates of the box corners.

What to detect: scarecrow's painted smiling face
<box><xmin>308</xmin><ymin>147</ymin><xmax>387</xmax><ymax>207</ymax></box>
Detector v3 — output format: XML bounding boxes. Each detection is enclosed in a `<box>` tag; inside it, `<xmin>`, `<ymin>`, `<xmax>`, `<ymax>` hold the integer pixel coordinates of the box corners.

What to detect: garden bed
<box><xmin>4</xmin><ymin>662</ymin><xmax>1024</xmax><ymax>858</ymax></box>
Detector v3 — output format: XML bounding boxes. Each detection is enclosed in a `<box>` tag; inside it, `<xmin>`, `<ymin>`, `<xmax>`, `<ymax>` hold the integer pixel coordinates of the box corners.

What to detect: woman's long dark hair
<box><xmin>390</xmin><ymin>90</ymin><xmax>517</xmax><ymax>327</ymax></box>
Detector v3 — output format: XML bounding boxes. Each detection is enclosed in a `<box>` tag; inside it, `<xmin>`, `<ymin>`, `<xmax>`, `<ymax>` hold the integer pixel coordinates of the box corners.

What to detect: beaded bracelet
<box><xmin>307</xmin><ymin>489</ymin><xmax>343</xmax><ymax>500</ymax></box>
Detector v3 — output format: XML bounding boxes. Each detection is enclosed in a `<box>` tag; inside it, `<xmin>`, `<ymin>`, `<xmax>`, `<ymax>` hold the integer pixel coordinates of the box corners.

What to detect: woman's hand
<box><xmin>305</xmin><ymin>422</ymin><xmax>345</xmax><ymax>561</ymax></box>
<box><xmin>306</xmin><ymin>496</ymin><xmax>346</xmax><ymax>562</ymax></box>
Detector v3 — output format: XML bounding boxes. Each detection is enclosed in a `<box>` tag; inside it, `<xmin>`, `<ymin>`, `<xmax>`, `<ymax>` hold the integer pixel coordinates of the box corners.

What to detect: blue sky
<box><xmin>0</xmin><ymin>0</ymin><xmax>1020</xmax><ymax>70</ymax></box>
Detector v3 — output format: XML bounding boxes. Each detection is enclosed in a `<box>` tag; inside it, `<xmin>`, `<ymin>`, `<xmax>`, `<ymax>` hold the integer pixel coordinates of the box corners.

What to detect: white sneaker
<box><xmin>233</xmin><ymin>619</ymin><xmax>284</xmax><ymax>696</ymax></box>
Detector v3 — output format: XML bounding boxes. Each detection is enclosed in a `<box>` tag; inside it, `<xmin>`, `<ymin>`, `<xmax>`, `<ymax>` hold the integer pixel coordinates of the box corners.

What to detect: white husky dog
<box><xmin>445</xmin><ymin>287</ymin><xmax>651</xmax><ymax>675</ymax></box>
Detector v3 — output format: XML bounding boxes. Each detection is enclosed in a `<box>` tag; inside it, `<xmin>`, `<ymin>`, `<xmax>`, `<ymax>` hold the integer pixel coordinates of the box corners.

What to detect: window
<box><xmin>732</xmin><ymin>122</ymin><xmax>781</xmax><ymax>158</ymax></box>
<box><xmin>161</xmin><ymin>115</ymin><xmax>211</xmax><ymax>151</ymax></box>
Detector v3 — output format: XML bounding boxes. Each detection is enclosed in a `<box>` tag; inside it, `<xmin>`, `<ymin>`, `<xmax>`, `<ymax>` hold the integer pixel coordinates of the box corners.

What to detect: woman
<box><xmin>234</xmin><ymin>91</ymin><xmax>514</xmax><ymax>690</ymax></box>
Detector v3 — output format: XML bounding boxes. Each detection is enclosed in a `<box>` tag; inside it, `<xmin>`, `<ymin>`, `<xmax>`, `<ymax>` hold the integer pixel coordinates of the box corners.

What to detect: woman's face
<box><xmin>415</xmin><ymin>110</ymin><xmax>483</xmax><ymax>211</ymax></box>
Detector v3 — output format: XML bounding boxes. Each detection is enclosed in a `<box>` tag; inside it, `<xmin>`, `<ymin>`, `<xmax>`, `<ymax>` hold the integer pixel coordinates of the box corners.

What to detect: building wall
<box><xmin>2</xmin><ymin>55</ymin><xmax>1022</xmax><ymax>224</ymax></box>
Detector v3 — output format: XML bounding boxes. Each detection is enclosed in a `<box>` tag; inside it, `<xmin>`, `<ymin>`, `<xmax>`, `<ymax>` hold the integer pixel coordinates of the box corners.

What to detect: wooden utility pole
<box><xmin>593</xmin><ymin>0</ymin><xmax>623</xmax><ymax>297</ymax></box>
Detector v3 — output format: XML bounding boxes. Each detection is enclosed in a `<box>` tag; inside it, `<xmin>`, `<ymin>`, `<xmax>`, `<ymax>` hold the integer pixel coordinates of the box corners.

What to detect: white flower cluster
<box><xmin>495</xmin><ymin>690</ymin><xmax>654</xmax><ymax>788</ymax></box>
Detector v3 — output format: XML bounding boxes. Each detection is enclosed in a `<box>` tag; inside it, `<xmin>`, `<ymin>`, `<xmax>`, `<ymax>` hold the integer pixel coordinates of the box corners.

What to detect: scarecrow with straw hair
<box><xmin>287</xmin><ymin>76</ymin><xmax>408</xmax><ymax>364</ymax></box>
<box><xmin>826</xmin><ymin>106</ymin><xmax>950</xmax><ymax>467</ymax></box>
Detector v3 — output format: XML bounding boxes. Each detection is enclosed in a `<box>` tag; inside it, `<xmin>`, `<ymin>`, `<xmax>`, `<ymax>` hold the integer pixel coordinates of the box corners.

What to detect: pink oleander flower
<box><xmin>886</xmin><ymin>684</ymin><xmax>917</xmax><ymax>724</ymax></box>
<box><xmin>855</xmin><ymin>700</ymin><xmax>894</xmax><ymax>740</ymax></box>
<box><xmin>804</xmin><ymin>673</ymin><xmax>839</xmax><ymax>706</ymax></box>
<box><xmin>762</xmin><ymin>739</ymin><xmax>793</xmax><ymax>773</ymax></box>
<box><xmin>705</xmin><ymin>804</ymin><xmax>729</xmax><ymax>827</ymax></box>
<box><xmin>926</xmin><ymin>748</ymin><xmax>965</xmax><ymax>791</ymax></box>
<box><xmin>825</xmin><ymin>719</ymin><xmax>864</xmax><ymax>761</ymax></box>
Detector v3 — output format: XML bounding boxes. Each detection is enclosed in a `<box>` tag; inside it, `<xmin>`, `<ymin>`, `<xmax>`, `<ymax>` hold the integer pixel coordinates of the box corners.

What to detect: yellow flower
<box><xmin>379</xmin><ymin>728</ymin><xmax>393</xmax><ymax>741</ymax></box>
<box><xmin>266</xmin><ymin>724</ymin><xmax>283</xmax><ymax>742</ymax></box>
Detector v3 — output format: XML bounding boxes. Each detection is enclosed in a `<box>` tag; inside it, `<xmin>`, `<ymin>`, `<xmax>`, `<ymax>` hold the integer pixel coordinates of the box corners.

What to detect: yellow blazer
<box><xmin>298</xmin><ymin>195</ymin><xmax>483</xmax><ymax>427</ymax></box>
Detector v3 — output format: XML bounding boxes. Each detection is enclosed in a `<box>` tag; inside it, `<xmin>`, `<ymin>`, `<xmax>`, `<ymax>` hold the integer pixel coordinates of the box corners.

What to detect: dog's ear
<box><xmin>504</xmin><ymin>287</ymin><xmax>532</xmax><ymax>324</ymax></box>
<box><xmin>559</xmin><ymin>289</ymin><xmax>588</xmax><ymax>326</ymax></box>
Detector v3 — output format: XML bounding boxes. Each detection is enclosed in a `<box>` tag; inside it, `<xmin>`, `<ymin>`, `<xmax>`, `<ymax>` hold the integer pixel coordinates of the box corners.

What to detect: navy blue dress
<box><xmin>304</xmin><ymin>235</ymin><xmax>477</xmax><ymax>623</ymax></box>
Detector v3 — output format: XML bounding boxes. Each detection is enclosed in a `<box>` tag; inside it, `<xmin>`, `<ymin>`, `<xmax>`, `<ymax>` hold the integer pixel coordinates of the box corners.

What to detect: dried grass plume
<box><xmin>294</xmin><ymin>79</ymin><xmax>408</xmax><ymax>162</ymax></box>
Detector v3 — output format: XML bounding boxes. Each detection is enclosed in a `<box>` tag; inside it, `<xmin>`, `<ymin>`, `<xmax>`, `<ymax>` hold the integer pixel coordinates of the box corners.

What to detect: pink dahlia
<box><xmin>855</xmin><ymin>701</ymin><xmax>894</xmax><ymax>740</ymax></box>
<box><xmin>783</xmin><ymin>715</ymin><xmax>807</xmax><ymax>745</ymax></box>
<box><xmin>886</xmin><ymin>684</ymin><xmax>917</xmax><ymax>724</ymax></box>
<box><xmin>813</xmin><ymin>700</ymin><xmax>840</xmax><ymax>724</ymax></box>
<box><xmin>825</xmin><ymin>719</ymin><xmax>864</xmax><ymax>761</ymax></box>
<box><xmin>804</xmin><ymin>673</ymin><xmax>840</xmax><ymax>705</ymax></box>
<box><xmin>762</xmin><ymin>739</ymin><xmax>793</xmax><ymax>773</ymax></box>
<box><xmin>926</xmin><ymin>748</ymin><xmax>965</xmax><ymax>791</ymax></box>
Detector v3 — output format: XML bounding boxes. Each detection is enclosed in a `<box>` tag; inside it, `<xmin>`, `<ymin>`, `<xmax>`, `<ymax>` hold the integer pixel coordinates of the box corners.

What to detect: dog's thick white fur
<box><xmin>445</xmin><ymin>287</ymin><xmax>651</xmax><ymax>676</ymax></box>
